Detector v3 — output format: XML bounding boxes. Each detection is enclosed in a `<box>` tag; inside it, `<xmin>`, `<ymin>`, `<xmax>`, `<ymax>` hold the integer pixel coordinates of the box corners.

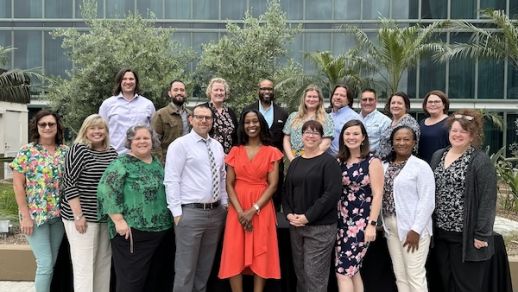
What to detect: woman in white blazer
<box><xmin>382</xmin><ymin>125</ymin><xmax>435</xmax><ymax>292</ymax></box>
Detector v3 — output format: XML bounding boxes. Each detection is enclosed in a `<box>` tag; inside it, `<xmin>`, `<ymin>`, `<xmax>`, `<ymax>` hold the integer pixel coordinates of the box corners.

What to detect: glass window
<box><xmin>421</xmin><ymin>0</ymin><xmax>447</xmax><ymax>19</ymax></box>
<box><xmin>75</xmin><ymin>0</ymin><xmax>104</xmax><ymax>18</ymax></box>
<box><xmin>192</xmin><ymin>32</ymin><xmax>219</xmax><ymax>54</ymax></box>
<box><xmin>165</xmin><ymin>0</ymin><xmax>191</xmax><ymax>19</ymax></box>
<box><xmin>193</xmin><ymin>0</ymin><xmax>218</xmax><ymax>20</ymax></box>
<box><xmin>305</xmin><ymin>0</ymin><xmax>331</xmax><ymax>20</ymax></box>
<box><xmin>334</xmin><ymin>0</ymin><xmax>360</xmax><ymax>19</ymax></box>
<box><xmin>106</xmin><ymin>0</ymin><xmax>134</xmax><ymax>19</ymax></box>
<box><xmin>392</xmin><ymin>0</ymin><xmax>413</xmax><ymax>19</ymax></box>
<box><xmin>13</xmin><ymin>30</ymin><xmax>41</xmax><ymax>69</ymax></box>
<box><xmin>285</xmin><ymin>34</ymin><xmax>303</xmax><ymax>65</ymax></box>
<box><xmin>137</xmin><ymin>0</ymin><xmax>163</xmax><ymax>18</ymax></box>
<box><xmin>511</xmin><ymin>1</ymin><xmax>518</xmax><ymax>18</ymax></box>
<box><xmin>506</xmin><ymin>113</ymin><xmax>518</xmax><ymax>156</ymax></box>
<box><xmin>303</xmin><ymin>32</ymin><xmax>331</xmax><ymax>72</ymax></box>
<box><xmin>0</xmin><ymin>31</ymin><xmax>12</xmax><ymax>68</ymax></box>
<box><xmin>484</xmin><ymin>112</ymin><xmax>502</xmax><ymax>154</ymax></box>
<box><xmin>249</xmin><ymin>0</ymin><xmax>268</xmax><ymax>17</ymax></box>
<box><xmin>331</xmin><ymin>33</ymin><xmax>356</xmax><ymax>55</ymax></box>
<box><xmin>418</xmin><ymin>58</ymin><xmax>446</xmax><ymax>98</ymax></box>
<box><xmin>363</xmin><ymin>0</ymin><xmax>389</xmax><ymax>20</ymax></box>
<box><xmin>44</xmin><ymin>33</ymin><xmax>71</xmax><ymax>78</ymax></box>
<box><xmin>478</xmin><ymin>59</ymin><xmax>504</xmax><ymax>99</ymax></box>
<box><xmin>14</xmin><ymin>0</ymin><xmax>43</xmax><ymax>18</ymax></box>
<box><xmin>221</xmin><ymin>0</ymin><xmax>246</xmax><ymax>20</ymax></box>
<box><xmin>480</xmin><ymin>0</ymin><xmax>505</xmax><ymax>11</ymax></box>
<box><xmin>280</xmin><ymin>0</ymin><xmax>302</xmax><ymax>20</ymax></box>
<box><xmin>508</xmin><ymin>64</ymin><xmax>518</xmax><ymax>99</ymax></box>
<box><xmin>451</xmin><ymin>0</ymin><xmax>476</xmax><ymax>19</ymax></box>
<box><xmin>448</xmin><ymin>33</ymin><xmax>475</xmax><ymax>99</ymax></box>
<box><xmin>0</xmin><ymin>0</ymin><xmax>11</xmax><ymax>18</ymax></box>
<box><xmin>45</xmin><ymin>0</ymin><xmax>73</xmax><ymax>18</ymax></box>
<box><xmin>173</xmin><ymin>32</ymin><xmax>191</xmax><ymax>48</ymax></box>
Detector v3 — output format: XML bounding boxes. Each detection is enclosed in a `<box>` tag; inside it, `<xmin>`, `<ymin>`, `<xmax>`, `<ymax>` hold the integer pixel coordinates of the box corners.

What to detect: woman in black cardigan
<box><xmin>430</xmin><ymin>109</ymin><xmax>497</xmax><ymax>292</ymax></box>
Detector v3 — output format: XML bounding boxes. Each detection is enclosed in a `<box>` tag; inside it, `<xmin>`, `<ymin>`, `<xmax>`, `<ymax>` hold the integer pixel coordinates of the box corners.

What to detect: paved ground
<box><xmin>2</xmin><ymin>216</ymin><xmax>518</xmax><ymax>291</ymax></box>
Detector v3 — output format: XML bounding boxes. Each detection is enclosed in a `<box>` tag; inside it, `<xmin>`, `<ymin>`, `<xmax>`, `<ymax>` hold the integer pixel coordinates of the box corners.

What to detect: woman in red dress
<box><xmin>219</xmin><ymin>109</ymin><xmax>283</xmax><ymax>292</ymax></box>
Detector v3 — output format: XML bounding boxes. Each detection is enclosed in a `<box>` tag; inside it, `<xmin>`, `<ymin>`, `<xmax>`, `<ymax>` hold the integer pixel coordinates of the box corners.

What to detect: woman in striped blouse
<box><xmin>61</xmin><ymin>114</ymin><xmax>118</xmax><ymax>292</ymax></box>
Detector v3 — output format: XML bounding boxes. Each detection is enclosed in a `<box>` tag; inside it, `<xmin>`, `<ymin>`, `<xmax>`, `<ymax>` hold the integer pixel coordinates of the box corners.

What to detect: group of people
<box><xmin>9</xmin><ymin>67</ymin><xmax>496</xmax><ymax>292</ymax></box>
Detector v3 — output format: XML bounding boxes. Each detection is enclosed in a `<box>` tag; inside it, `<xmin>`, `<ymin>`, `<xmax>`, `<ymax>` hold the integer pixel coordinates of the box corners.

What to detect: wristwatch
<box><xmin>74</xmin><ymin>213</ymin><xmax>84</xmax><ymax>221</ymax></box>
<box><xmin>369</xmin><ymin>220</ymin><xmax>377</xmax><ymax>226</ymax></box>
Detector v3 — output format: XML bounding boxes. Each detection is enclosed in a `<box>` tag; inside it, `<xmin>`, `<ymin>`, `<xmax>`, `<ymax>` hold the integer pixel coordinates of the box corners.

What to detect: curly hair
<box><xmin>447</xmin><ymin>109</ymin><xmax>484</xmax><ymax>148</ymax></box>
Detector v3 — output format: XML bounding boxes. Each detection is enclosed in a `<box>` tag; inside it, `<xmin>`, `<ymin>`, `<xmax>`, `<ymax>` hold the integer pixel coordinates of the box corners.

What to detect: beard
<box><xmin>171</xmin><ymin>95</ymin><xmax>185</xmax><ymax>106</ymax></box>
<box><xmin>259</xmin><ymin>92</ymin><xmax>274</xmax><ymax>105</ymax></box>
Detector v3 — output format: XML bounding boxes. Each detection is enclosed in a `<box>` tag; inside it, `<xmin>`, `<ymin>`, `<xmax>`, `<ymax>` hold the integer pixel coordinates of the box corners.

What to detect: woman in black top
<box><xmin>430</xmin><ymin>109</ymin><xmax>497</xmax><ymax>292</ymax></box>
<box><xmin>283</xmin><ymin>120</ymin><xmax>342</xmax><ymax>292</ymax></box>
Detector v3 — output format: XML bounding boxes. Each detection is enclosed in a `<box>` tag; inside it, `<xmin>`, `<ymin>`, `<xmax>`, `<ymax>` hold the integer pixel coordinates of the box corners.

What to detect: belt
<box><xmin>182</xmin><ymin>201</ymin><xmax>220</xmax><ymax>210</ymax></box>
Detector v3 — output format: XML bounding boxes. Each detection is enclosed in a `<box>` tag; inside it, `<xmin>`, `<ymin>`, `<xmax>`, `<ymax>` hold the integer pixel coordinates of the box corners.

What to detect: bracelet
<box><xmin>74</xmin><ymin>213</ymin><xmax>84</xmax><ymax>221</ymax></box>
<box><xmin>253</xmin><ymin>203</ymin><xmax>260</xmax><ymax>214</ymax></box>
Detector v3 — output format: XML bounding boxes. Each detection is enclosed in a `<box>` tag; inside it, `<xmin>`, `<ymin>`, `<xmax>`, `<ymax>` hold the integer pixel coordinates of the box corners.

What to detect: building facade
<box><xmin>1</xmin><ymin>0</ymin><xmax>517</xmax><ymax>151</ymax></box>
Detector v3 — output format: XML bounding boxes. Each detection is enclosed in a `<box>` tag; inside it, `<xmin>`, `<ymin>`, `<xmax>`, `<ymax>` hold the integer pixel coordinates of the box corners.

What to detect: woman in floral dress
<box><xmin>335</xmin><ymin>120</ymin><xmax>384</xmax><ymax>292</ymax></box>
<box><xmin>10</xmin><ymin>109</ymin><xmax>69</xmax><ymax>292</ymax></box>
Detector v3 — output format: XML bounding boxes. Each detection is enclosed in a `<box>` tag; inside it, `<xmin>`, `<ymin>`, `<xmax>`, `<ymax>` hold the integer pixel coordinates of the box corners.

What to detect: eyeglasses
<box><xmin>259</xmin><ymin>87</ymin><xmax>273</xmax><ymax>91</ymax></box>
<box><xmin>193</xmin><ymin>115</ymin><xmax>213</xmax><ymax>121</ymax></box>
<box><xmin>454</xmin><ymin>114</ymin><xmax>474</xmax><ymax>121</ymax></box>
<box><xmin>37</xmin><ymin>122</ymin><xmax>57</xmax><ymax>128</ymax></box>
<box><xmin>426</xmin><ymin>100</ymin><xmax>442</xmax><ymax>104</ymax></box>
<box><xmin>303</xmin><ymin>130</ymin><xmax>321</xmax><ymax>137</ymax></box>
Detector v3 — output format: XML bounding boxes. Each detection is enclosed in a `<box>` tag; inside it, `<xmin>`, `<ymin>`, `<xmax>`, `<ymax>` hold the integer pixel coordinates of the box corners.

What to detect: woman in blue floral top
<box><xmin>10</xmin><ymin>109</ymin><xmax>69</xmax><ymax>292</ymax></box>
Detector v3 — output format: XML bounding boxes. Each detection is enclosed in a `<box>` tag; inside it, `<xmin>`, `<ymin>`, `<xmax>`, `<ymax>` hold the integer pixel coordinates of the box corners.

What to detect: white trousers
<box><xmin>63</xmin><ymin>219</ymin><xmax>112</xmax><ymax>292</ymax></box>
<box><xmin>385</xmin><ymin>216</ymin><xmax>430</xmax><ymax>292</ymax></box>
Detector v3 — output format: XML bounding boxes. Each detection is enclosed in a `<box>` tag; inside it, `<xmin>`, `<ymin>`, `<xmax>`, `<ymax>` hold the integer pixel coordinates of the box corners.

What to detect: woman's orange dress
<box><xmin>218</xmin><ymin>145</ymin><xmax>282</xmax><ymax>279</ymax></box>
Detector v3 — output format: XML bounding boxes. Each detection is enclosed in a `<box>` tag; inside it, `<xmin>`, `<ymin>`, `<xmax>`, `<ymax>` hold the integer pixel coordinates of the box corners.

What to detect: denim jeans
<box><xmin>25</xmin><ymin>217</ymin><xmax>64</xmax><ymax>292</ymax></box>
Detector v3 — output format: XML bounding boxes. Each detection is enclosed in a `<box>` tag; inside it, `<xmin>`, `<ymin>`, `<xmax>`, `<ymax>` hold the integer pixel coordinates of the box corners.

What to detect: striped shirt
<box><xmin>61</xmin><ymin>143</ymin><xmax>118</xmax><ymax>222</ymax></box>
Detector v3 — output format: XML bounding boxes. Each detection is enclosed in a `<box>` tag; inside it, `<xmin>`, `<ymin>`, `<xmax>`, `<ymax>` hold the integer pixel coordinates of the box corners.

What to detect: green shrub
<box><xmin>0</xmin><ymin>184</ymin><xmax>18</xmax><ymax>220</ymax></box>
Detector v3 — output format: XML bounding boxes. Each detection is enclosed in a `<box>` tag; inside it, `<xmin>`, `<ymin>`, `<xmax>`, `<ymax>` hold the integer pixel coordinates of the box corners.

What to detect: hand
<box><xmin>174</xmin><ymin>216</ymin><xmax>182</xmax><ymax>226</ymax></box>
<box><xmin>403</xmin><ymin>230</ymin><xmax>420</xmax><ymax>253</ymax></box>
<box><xmin>19</xmin><ymin>214</ymin><xmax>34</xmax><ymax>236</ymax></box>
<box><xmin>238</xmin><ymin>209</ymin><xmax>255</xmax><ymax>232</ymax></box>
<box><xmin>114</xmin><ymin>219</ymin><xmax>131</xmax><ymax>240</ymax></box>
<box><xmin>74</xmin><ymin>217</ymin><xmax>88</xmax><ymax>234</ymax></box>
<box><xmin>365</xmin><ymin>225</ymin><xmax>376</xmax><ymax>243</ymax></box>
<box><xmin>287</xmin><ymin>214</ymin><xmax>308</xmax><ymax>227</ymax></box>
<box><xmin>474</xmin><ymin>239</ymin><xmax>489</xmax><ymax>249</ymax></box>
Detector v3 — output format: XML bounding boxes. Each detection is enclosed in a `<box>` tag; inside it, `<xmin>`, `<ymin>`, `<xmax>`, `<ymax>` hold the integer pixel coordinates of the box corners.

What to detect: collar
<box><xmin>361</xmin><ymin>109</ymin><xmax>378</xmax><ymax>119</ymax></box>
<box><xmin>167</xmin><ymin>102</ymin><xmax>186</xmax><ymax>115</ymax></box>
<box><xmin>116</xmin><ymin>92</ymin><xmax>138</xmax><ymax>101</ymax></box>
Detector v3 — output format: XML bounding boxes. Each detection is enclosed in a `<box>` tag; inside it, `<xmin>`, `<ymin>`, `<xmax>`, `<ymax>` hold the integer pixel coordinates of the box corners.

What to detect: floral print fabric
<box><xmin>9</xmin><ymin>143</ymin><xmax>69</xmax><ymax>226</ymax></box>
<box><xmin>335</xmin><ymin>154</ymin><xmax>374</xmax><ymax>276</ymax></box>
<box><xmin>282</xmin><ymin>112</ymin><xmax>334</xmax><ymax>157</ymax></box>
<box><xmin>434</xmin><ymin>146</ymin><xmax>473</xmax><ymax>232</ymax></box>
<box><xmin>208</xmin><ymin>102</ymin><xmax>236</xmax><ymax>154</ymax></box>
<box><xmin>97</xmin><ymin>155</ymin><xmax>172</xmax><ymax>239</ymax></box>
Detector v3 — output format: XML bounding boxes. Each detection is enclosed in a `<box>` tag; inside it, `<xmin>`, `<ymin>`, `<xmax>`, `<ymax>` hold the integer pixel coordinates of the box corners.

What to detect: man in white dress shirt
<box><xmin>164</xmin><ymin>104</ymin><xmax>227</xmax><ymax>292</ymax></box>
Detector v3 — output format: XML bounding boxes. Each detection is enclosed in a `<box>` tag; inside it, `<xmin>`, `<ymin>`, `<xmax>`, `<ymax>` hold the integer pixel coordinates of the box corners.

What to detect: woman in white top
<box><xmin>382</xmin><ymin>125</ymin><xmax>435</xmax><ymax>292</ymax></box>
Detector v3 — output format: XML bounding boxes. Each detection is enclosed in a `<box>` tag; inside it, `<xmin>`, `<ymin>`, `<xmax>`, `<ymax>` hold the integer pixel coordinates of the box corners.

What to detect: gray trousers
<box><xmin>289</xmin><ymin>223</ymin><xmax>337</xmax><ymax>292</ymax></box>
<box><xmin>173</xmin><ymin>206</ymin><xmax>226</xmax><ymax>292</ymax></box>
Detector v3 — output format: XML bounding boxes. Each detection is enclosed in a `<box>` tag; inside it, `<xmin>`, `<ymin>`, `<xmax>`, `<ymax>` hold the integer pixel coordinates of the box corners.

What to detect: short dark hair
<box><xmin>337</xmin><ymin>119</ymin><xmax>370</xmax><ymax>162</ymax></box>
<box><xmin>301</xmin><ymin>120</ymin><xmax>324</xmax><ymax>136</ymax></box>
<box><xmin>237</xmin><ymin>110</ymin><xmax>272</xmax><ymax>146</ymax></box>
<box><xmin>384</xmin><ymin>91</ymin><xmax>411</xmax><ymax>117</ymax></box>
<box><xmin>29</xmin><ymin>109</ymin><xmax>65</xmax><ymax>145</ymax></box>
<box><xmin>422</xmin><ymin>90</ymin><xmax>449</xmax><ymax>115</ymax></box>
<box><xmin>385</xmin><ymin>125</ymin><xmax>417</xmax><ymax>162</ymax></box>
<box><xmin>331</xmin><ymin>84</ymin><xmax>353</xmax><ymax>108</ymax></box>
<box><xmin>362</xmin><ymin>88</ymin><xmax>377</xmax><ymax>97</ymax></box>
<box><xmin>169</xmin><ymin>79</ymin><xmax>185</xmax><ymax>88</ymax></box>
<box><xmin>192</xmin><ymin>103</ymin><xmax>214</xmax><ymax>119</ymax></box>
<box><xmin>112</xmin><ymin>68</ymin><xmax>140</xmax><ymax>96</ymax></box>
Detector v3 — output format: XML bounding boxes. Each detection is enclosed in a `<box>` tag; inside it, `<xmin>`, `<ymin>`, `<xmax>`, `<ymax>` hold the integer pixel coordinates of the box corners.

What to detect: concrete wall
<box><xmin>0</xmin><ymin>102</ymin><xmax>28</xmax><ymax>179</ymax></box>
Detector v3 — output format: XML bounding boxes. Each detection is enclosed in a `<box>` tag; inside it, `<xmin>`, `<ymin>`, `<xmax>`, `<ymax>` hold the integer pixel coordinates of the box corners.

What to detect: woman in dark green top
<box><xmin>97</xmin><ymin>124</ymin><xmax>172</xmax><ymax>292</ymax></box>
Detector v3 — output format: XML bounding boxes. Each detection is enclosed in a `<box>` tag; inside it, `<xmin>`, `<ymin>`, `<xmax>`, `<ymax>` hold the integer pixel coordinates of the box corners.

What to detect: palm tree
<box><xmin>0</xmin><ymin>46</ymin><xmax>31</xmax><ymax>104</ymax></box>
<box><xmin>346</xmin><ymin>19</ymin><xmax>447</xmax><ymax>95</ymax></box>
<box><xmin>444</xmin><ymin>9</ymin><xmax>518</xmax><ymax>69</ymax></box>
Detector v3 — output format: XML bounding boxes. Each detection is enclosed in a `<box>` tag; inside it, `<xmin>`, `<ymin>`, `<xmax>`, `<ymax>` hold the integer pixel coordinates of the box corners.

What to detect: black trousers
<box><xmin>433</xmin><ymin>229</ymin><xmax>488</xmax><ymax>292</ymax></box>
<box><xmin>111</xmin><ymin>228</ymin><xmax>169</xmax><ymax>292</ymax></box>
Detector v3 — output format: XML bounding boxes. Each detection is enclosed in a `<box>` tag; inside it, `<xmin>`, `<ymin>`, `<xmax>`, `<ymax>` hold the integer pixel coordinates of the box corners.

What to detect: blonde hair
<box><xmin>206</xmin><ymin>77</ymin><xmax>229</xmax><ymax>100</ymax></box>
<box><xmin>292</xmin><ymin>84</ymin><xmax>328</xmax><ymax>127</ymax></box>
<box><xmin>75</xmin><ymin>114</ymin><xmax>110</xmax><ymax>149</ymax></box>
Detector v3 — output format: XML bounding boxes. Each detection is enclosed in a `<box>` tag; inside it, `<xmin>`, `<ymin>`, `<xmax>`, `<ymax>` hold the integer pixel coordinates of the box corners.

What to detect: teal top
<box><xmin>97</xmin><ymin>154</ymin><xmax>172</xmax><ymax>238</ymax></box>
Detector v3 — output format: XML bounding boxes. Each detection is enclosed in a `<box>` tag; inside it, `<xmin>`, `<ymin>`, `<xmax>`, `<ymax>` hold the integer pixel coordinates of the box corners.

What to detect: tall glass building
<box><xmin>1</xmin><ymin>0</ymin><xmax>517</xmax><ymax>150</ymax></box>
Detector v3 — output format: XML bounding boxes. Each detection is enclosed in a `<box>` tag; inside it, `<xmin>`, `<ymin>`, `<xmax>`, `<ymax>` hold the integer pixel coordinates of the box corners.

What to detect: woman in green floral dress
<box><xmin>97</xmin><ymin>124</ymin><xmax>172</xmax><ymax>292</ymax></box>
